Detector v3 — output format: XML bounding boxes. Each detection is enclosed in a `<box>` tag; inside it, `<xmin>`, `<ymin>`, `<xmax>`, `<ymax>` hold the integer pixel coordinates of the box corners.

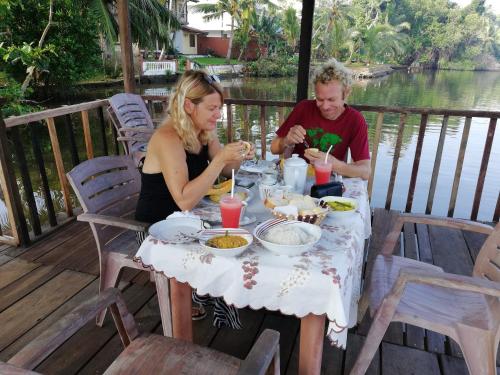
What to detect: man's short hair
<box><xmin>312</xmin><ymin>58</ymin><xmax>353</xmax><ymax>88</ymax></box>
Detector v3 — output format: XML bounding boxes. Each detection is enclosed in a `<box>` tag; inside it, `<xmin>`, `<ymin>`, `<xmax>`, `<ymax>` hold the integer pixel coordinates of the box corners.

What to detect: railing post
<box><xmin>385</xmin><ymin>113</ymin><xmax>407</xmax><ymax>210</ymax></box>
<box><xmin>81</xmin><ymin>110</ymin><xmax>94</xmax><ymax>159</ymax></box>
<box><xmin>260</xmin><ymin>105</ymin><xmax>266</xmax><ymax>160</ymax></box>
<box><xmin>46</xmin><ymin>117</ymin><xmax>73</xmax><ymax>217</ymax></box>
<box><xmin>448</xmin><ymin>117</ymin><xmax>471</xmax><ymax>217</ymax></box>
<box><xmin>226</xmin><ymin>103</ymin><xmax>233</xmax><ymax>143</ymax></box>
<box><xmin>368</xmin><ymin>112</ymin><xmax>384</xmax><ymax>199</ymax></box>
<box><xmin>405</xmin><ymin>113</ymin><xmax>428</xmax><ymax>212</ymax></box>
<box><xmin>0</xmin><ymin>115</ymin><xmax>30</xmax><ymax>246</ymax></box>
<box><xmin>426</xmin><ymin>115</ymin><xmax>449</xmax><ymax>214</ymax></box>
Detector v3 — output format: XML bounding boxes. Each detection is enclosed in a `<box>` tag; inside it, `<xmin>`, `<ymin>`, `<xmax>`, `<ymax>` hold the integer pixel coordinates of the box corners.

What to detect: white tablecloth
<box><xmin>134</xmin><ymin>178</ymin><xmax>371</xmax><ymax>349</ymax></box>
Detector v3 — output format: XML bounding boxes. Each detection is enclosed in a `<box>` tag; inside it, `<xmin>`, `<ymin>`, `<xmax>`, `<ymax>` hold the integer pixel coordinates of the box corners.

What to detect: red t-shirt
<box><xmin>276</xmin><ymin>100</ymin><xmax>370</xmax><ymax>162</ymax></box>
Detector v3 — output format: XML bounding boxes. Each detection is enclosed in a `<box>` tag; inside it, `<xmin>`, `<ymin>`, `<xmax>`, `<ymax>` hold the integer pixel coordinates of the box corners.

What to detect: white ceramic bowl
<box><xmin>199</xmin><ymin>228</ymin><xmax>253</xmax><ymax>257</ymax></box>
<box><xmin>320</xmin><ymin>196</ymin><xmax>358</xmax><ymax>218</ymax></box>
<box><xmin>253</xmin><ymin>219</ymin><xmax>322</xmax><ymax>256</ymax></box>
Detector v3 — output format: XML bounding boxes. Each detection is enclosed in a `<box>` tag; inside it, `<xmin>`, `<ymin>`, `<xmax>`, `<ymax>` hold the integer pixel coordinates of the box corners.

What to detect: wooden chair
<box><xmin>66</xmin><ymin>155</ymin><xmax>150</xmax><ymax>327</ymax></box>
<box><xmin>6</xmin><ymin>288</ymin><xmax>281</xmax><ymax>375</ymax></box>
<box><xmin>108</xmin><ymin>93</ymin><xmax>155</xmax><ymax>158</ymax></box>
<box><xmin>352</xmin><ymin>214</ymin><xmax>500</xmax><ymax>375</ymax></box>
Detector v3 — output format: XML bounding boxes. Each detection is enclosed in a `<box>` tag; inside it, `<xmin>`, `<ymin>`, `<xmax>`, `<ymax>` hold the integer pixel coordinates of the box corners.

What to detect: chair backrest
<box><xmin>66</xmin><ymin>155</ymin><xmax>141</xmax><ymax>246</ymax></box>
<box><xmin>473</xmin><ymin>222</ymin><xmax>500</xmax><ymax>282</ymax></box>
<box><xmin>108</xmin><ymin>93</ymin><xmax>155</xmax><ymax>155</ymax></box>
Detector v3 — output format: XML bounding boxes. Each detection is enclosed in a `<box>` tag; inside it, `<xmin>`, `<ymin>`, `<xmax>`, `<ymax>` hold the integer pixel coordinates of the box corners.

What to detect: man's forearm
<box><xmin>271</xmin><ymin>137</ymin><xmax>291</xmax><ymax>155</ymax></box>
<box><xmin>334</xmin><ymin>160</ymin><xmax>371</xmax><ymax>180</ymax></box>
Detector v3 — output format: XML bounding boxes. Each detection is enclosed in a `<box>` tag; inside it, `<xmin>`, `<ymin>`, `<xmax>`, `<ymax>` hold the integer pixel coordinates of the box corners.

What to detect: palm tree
<box><xmin>359</xmin><ymin>21</ymin><xmax>410</xmax><ymax>64</ymax></box>
<box><xmin>252</xmin><ymin>10</ymin><xmax>281</xmax><ymax>57</ymax></box>
<box><xmin>281</xmin><ymin>6</ymin><xmax>299</xmax><ymax>52</ymax></box>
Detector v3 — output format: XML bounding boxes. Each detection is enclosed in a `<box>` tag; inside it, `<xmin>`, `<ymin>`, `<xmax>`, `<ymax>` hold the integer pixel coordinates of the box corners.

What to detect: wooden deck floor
<box><xmin>0</xmin><ymin>209</ymin><xmax>497</xmax><ymax>375</ymax></box>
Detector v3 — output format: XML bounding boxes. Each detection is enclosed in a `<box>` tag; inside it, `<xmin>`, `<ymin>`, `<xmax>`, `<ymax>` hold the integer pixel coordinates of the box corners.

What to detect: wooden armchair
<box><xmin>352</xmin><ymin>214</ymin><xmax>499</xmax><ymax>375</ymax></box>
<box><xmin>108</xmin><ymin>93</ymin><xmax>155</xmax><ymax>160</ymax></box>
<box><xmin>6</xmin><ymin>288</ymin><xmax>281</xmax><ymax>375</ymax></box>
<box><xmin>67</xmin><ymin>155</ymin><xmax>150</xmax><ymax>327</ymax></box>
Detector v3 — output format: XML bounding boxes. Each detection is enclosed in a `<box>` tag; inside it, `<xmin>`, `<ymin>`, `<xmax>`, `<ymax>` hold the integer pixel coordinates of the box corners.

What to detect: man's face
<box><xmin>314</xmin><ymin>81</ymin><xmax>348</xmax><ymax>121</ymax></box>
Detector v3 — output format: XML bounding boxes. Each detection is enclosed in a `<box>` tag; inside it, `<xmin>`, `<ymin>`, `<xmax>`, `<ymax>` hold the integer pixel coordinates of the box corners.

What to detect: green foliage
<box><xmin>0</xmin><ymin>78</ymin><xmax>41</xmax><ymax>117</ymax></box>
<box><xmin>192</xmin><ymin>57</ymin><xmax>239</xmax><ymax>65</ymax></box>
<box><xmin>1</xmin><ymin>0</ymin><xmax>101</xmax><ymax>86</ymax></box>
<box><xmin>243</xmin><ymin>55</ymin><xmax>298</xmax><ymax>77</ymax></box>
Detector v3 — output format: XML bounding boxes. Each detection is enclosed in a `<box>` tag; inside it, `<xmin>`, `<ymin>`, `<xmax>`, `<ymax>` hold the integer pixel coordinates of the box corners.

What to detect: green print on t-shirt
<box><xmin>306</xmin><ymin>128</ymin><xmax>342</xmax><ymax>153</ymax></box>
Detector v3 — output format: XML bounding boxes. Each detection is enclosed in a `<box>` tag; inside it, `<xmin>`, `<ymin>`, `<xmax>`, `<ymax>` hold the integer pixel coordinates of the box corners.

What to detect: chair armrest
<box><xmin>380</xmin><ymin>213</ymin><xmax>494</xmax><ymax>255</ymax></box>
<box><xmin>78</xmin><ymin>213</ymin><xmax>148</xmax><ymax>232</ymax></box>
<box><xmin>7</xmin><ymin>289</ymin><xmax>138</xmax><ymax>370</ymax></box>
<box><xmin>0</xmin><ymin>361</ymin><xmax>40</xmax><ymax>374</ymax></box>
<box><xmin>117</xmin><ymin>136</ymin><xmax>151</xmax><ymax>142</ymax></box>
<box><xmin>393</xmin><ymin>268</ymin><xmax>500</xmax><ymax>298</ymax></box>
<box><xmin>237</xmin><ymin>329</ymin><xmax>280</xmax><ymax>375</ymax></box>
<box><xmin>118</xmin><ymin>127</ymin><xmax>155</xmax><ymax>134</ymax></box>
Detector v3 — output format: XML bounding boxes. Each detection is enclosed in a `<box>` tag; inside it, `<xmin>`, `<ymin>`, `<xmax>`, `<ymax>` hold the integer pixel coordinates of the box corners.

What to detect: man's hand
<box><xmin>284</xmin><ymin>125</ymin><xmax>306</xmax><ymax>147</ymax></box>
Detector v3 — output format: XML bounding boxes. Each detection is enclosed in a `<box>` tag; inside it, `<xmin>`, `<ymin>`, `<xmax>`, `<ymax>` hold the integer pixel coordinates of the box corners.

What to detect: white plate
<box><xmin>240</xmin><ymin>159</ymin><xmax>278</xmax><ymax>173</ymax></box>
<box><xmin>253</xmin><ymin>219</ymin><xmax>322</xmax><ymax>256</ymax></box>
<box><xmin>319</xmin><ymin>196</ymin><xmax>358</xmax><ymax>218</ymax></box>
<box><xmin>202</xmin><ymin>187</ymin><xmax>254</xmax><ymax>205</ymax></box>
<box><xmin>148</xmin><ymin>217</ymin><xmax>204</xmax><ymax>244</ymax></box>
<box><xmin>199</xmin><ymin>228</ymin><xmax>253</xmax><ymax>257</ymax></box>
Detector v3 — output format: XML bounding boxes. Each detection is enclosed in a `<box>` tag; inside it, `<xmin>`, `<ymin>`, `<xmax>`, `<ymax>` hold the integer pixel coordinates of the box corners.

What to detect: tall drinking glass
<box><xmin>220</xmin><ymin>195</ymin><xmax>243</xmax><ymax>228</ymax></box>
<box><xmin>314</xmin><ymin>160</ymin><xmax>333</xmax><ymax>185</ymax></box>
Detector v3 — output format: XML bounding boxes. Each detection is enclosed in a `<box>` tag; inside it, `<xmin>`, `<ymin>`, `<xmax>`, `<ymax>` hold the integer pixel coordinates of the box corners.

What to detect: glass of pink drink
<box><xmin>220</xmin><ymin>195</ymin><xmax>243</xmax><ymax>228</ymax></box>
<box><xmin>314</xmin><ymin>160</ymin><xmax>333</xmax><ymax>185</ymax></box>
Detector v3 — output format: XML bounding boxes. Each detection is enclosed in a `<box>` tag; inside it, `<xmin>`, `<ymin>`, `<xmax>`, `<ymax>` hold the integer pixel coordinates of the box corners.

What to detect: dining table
<box><xmin>134</xmin><ymin>176</ymin><xmax>371</xmax><ymax>375</ymax></box>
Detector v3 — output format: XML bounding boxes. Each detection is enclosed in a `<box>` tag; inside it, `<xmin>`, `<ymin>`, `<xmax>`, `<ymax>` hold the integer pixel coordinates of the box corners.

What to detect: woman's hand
<box><xmin>244</xmin><ymin>142</ymin><xmax>256</xmax><ymax>160</ymax></box>
<box><xmin>215</xmin><ymin>141</ymin><xmax>246</xmax><ymax>164</ymax></box>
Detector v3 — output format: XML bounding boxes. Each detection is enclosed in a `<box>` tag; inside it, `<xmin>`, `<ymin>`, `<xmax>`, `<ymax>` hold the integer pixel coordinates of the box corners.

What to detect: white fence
<box><xmin>142</xmin><ymin>61</ymin><xmax>176</xmax><ymax>76</ymax></box>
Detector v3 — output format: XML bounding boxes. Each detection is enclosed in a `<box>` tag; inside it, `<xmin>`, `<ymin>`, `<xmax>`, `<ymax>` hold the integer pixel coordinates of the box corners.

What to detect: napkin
<box><xmin>166</xmin><ymin>211</ymin><xmax>202</xmax><ymax>220</ymax></box>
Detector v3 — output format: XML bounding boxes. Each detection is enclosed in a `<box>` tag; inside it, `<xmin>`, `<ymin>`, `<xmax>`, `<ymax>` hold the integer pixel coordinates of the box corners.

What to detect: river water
<box><xmin>2</xmin><ymin>70</ymin><xmax>498</xmax><ymax>232</ymax></box>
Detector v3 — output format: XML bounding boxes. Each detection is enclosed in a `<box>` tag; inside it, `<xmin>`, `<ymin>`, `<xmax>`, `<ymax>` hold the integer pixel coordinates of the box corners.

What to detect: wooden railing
<box><xmin>0</xmin><ymin>96</ymin><xmax>498</xmax><ymax>246</ymax></box>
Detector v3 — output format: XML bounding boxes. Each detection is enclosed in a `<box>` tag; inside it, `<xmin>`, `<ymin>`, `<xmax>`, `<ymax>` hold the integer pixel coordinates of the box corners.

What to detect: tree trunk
<box><xmin>21</xmin><ymin>0</ymin><xmax>53</xmax><ymax>94</ymax></box>
<box><xmin>226</xmin><ymin>17</ymin><xmax>234</xmax><ymax>63</ymax></box>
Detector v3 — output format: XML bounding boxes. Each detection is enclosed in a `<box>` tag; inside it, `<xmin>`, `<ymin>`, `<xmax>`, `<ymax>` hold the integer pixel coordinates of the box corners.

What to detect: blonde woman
<box><xmin>135</xmin><ymin>70</ymin><xmax>255</xmax><ymax>327</ymax></box>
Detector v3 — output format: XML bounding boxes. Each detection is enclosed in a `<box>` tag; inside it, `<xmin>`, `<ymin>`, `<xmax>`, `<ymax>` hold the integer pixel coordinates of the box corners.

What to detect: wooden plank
<box><xmin>12</xmin><ymin>127</ymin><xmax>42</xmax><ymax>236</ymax></box>
<box><xmin>494</xmin><ymin>191</ymin><xmax>500</xmax><ymax>223</ymax></box>
<box><xmin>0</xmin><ymin>258</ymin><xmax>41</xmax><ymax>290</ymax></box>
<box><xmin>405</xmin><ymin>113</ymin><xmax>428</xmax><ymax>212</ymax></box>
<box><xmin>462</xmin><ymin>229</ymin><xmax>488</xmax><ymax>262</ymax></box>
<box><xmin>260</xmin><ymin>105</ymin><xmax>266</xmax><ymax>160</ymax></box>
<box><xmin>368</xmin><ymin>112</ymin><xmax>384</xmax><ymax>199</ymax></box>
<box><xmin>46</xmin><ymin>117</ymin><xmax>73</xmax><ymax>217</ymax></box>
<box><xmin>381</xmin><ymin>342</ymin><xmax>440</xmax><ymax>375</ymax></box>
<box><xmin>34</xmin><ymin>235</ymin><xmax>95</xmax><ymax>271</ymax></box>
<box><xmin>0</xmin><ymin>254</ymin><xmax>13</xmax><ymax>266</ymax></box>
<box><xmin>440</xmin><ymin>354</ymin><xmax>469</xmax><ymax>375</ymax></box>
<box><xmin>471</xmin><ymin>117</ymin><xmax>496</xmax><ymax>220</ymax></box>
<box><xmin>226</xmin><ymin>103</ymin><xmax>233</xmax><ymax>143</ymax></box>
<box><xmin>0</xmin><ymin>269</ymin><xmax>94</xmax><ymax>352</ymax></box>
<box><xmin>448</xmin><ymin>117</ymin><xmax>471</xmax><ymax>217</ymax></box>
<box><xmin>415</xmin><ymin>224</ymin><xmax>446</xmax><ymax>354</ymax></box>
<box><xmin>210</xmin><ymin>307</ymin><xmax>265</xmax><ymax>359</ymax></box>
<box><xmin>74</xmin><ymin>293</ymin><xmax>161</xmax><ymax>375</ymax></box>
<box><xmin>0</xmin><ymin>265</ymin><xmax>59</xmax><ymax>312</ymax></box>
<box><xmin>4</xmin><ymin>100</ymin><xmax>108</xmax><ymax>127</ymax></box>
<box><xmin>258</xmin><ymin>312</ymin><xmax>300</xmax><ymax>375</ymax></box>
<box><xmin>385</xmin><ymin>113</ymin><xmax>406</xmax><ymax>209</ymax></box>
<box><xmin>98</xmin><ymin>107</ymin><xmax>109</xmax><ymax>156</ymax></box>
<box><xmin>81</xmin><ymin>110</ymin><xmax>94</xmax><ymax>159</ymax></box>
<box><xmin>403</xmin><ymin>223</ymin><xmax>425</xmax><ymax>350</ymax></box>
<box><xmin>34</xmin><ymin>283</ymin><xmax>155</xmax><ymax>374</ymax></box>
<box><xmin>428</xmin><ymin>226</ymin><xmax>473</xmax><ymax>275</ymax></box>
<box><xmin>344</xmin><ymin>333</ymin><xmax>380</xmax><ymax>375</ymax></box>
<box><xmin>426</xmin><ymin>115</ymin><xmax>449</xmax><ymax>214</ymax></box>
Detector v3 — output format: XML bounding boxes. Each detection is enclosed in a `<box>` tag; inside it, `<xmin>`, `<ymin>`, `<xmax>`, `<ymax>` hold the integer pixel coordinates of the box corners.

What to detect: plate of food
<box><xmin>148</xmin><ymin>217</ymin><xmax>205</xmax><ymax>244</ymax></box>
<box><xmin>319</xmin><ymin>196</ymin><xmax>358</xmax><ymax>218</ymax></box>
<box><xmin>253</xmin><ymin>218</ymin><xmax>322</xmax><ymax>256</ymax></box>
<box><xmin>198</xmin><ymin>228</ymin><xmax>253</xmax><ymax>257</ymax></box>
<box><xmin>264</xmin><ymin>193</ymin><xmax>328</xmax><ymax>225</ymax></box>
<box><xmin>203</xmin><ymin>185</ymin><xmax>253</xmax><ymax>205</ymax></box>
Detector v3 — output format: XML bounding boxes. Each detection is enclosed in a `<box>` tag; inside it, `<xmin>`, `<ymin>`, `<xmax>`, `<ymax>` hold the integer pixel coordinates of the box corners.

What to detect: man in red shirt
<box><xmin>270</xmin><ymin>59</ymin><xmax>371</xmax><ymax>180</ymax></box>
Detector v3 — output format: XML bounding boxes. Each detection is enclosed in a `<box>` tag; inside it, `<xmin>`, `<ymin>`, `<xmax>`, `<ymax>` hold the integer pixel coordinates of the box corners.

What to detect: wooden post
<box><xmin>0</xmin><ymin>115</ymin><xmax>30</xmax><ymax>246</ymax></box>
<box><xmin>81</xmin><ymin>110</ymin><xmax>94</xmax><ymax>159</ymax></box>
<box><xmin>46</xmin><ymin>117</ymin><xmax>73</xmax><ymax>217</ymax></box>
<box><xmin>296</xmin><ymin>0</ymin><xmax>315</xmax><ymax>102</ymax></box>
<box><xmin>117</xmin><ymin>0</ymin><xmax>135</xmax><ymax>93</ymax></box>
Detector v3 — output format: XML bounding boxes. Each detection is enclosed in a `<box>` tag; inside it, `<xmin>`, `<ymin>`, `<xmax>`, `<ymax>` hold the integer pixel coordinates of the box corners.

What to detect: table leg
<box><xmin>170</xmin><ymin>278</ymin><xmax>193</xmax><ymax>342</ymax></box>
<box><xmin>154</xmin><ymin>272</ymin><xmax>172</xmax><ymax>337</ymax></box>
<box><xmin>299</xmin><ymin>314</ymin><xmax>326</xmax><ymax>375</ymax></box>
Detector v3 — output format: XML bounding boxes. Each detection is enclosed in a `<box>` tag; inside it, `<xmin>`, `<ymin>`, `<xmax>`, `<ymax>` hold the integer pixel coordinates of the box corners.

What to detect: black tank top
<box><xmin>135</xmin><ymin>145</ymin><xmax>209</xmax><ymax>224</ymax></box>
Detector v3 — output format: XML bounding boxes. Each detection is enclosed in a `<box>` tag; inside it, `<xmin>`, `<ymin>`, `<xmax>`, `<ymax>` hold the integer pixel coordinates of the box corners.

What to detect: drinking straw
<box><xmin>325</xmin><ymin>144</ymin><xmax>334</xmax><ymax>163</ymax></box>
<box><xmin>231</xmin><ymin>169</ymin><xmax>235</xmax><ymax>198</ymax></box>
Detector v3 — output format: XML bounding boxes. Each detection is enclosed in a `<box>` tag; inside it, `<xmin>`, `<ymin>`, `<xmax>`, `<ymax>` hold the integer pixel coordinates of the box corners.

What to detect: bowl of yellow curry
<box><xmin>319</xmin><ymin>196</ymin><xmax>358</xmax><ymax>218</ymax></box>
<box><xmin>199</xmin><ymin>228</ymin><xmax>253</xmax><ymax>257</ymax></box>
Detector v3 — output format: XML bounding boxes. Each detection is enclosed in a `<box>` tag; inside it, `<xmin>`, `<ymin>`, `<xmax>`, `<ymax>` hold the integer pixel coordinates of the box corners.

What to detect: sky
<box><xmin>453</xmin><ymin>0</ymin><xmax>500</xmax><ymax>14</ymax></box>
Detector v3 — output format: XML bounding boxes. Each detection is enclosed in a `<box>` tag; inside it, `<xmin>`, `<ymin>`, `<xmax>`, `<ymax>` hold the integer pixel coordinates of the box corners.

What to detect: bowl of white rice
<box><xmin>253</xmin><ymin>218</ymin><xmax>322</xmax><ymax>256</ymax></box>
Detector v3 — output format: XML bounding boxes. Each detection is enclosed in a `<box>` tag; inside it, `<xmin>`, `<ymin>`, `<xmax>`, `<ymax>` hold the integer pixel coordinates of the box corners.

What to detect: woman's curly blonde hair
<box><xmin>167</xmin><ymin>70</ymin><xmax>223</xmax><ymax>153</ymax></box>
<box><xmin>312</xmin><ymin>58</ymin><xmax>353</xmax><ymax>89</ymax></box>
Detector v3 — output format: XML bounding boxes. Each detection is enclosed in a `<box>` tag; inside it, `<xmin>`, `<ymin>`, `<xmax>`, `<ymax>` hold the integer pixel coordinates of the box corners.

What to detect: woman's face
<box><xmin>189</xmin><ymin>92</ymin><xmax>222</xmax><ymax>132</ymax></box>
